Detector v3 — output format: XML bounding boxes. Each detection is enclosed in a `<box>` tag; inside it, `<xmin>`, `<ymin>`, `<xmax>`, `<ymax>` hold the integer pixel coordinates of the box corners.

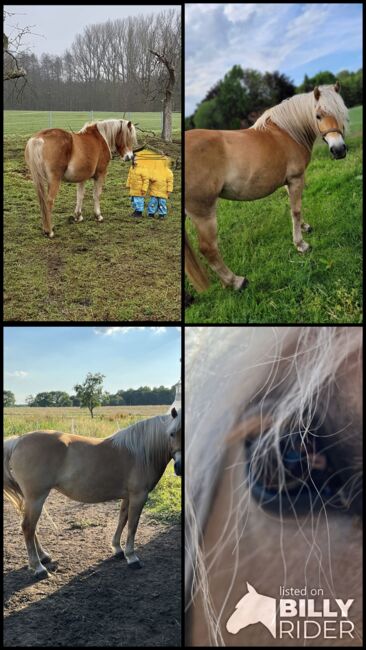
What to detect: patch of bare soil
<box><xmin>4</xmin><ymin>492</ymin><xmax>181</xmax><ymax>647</ymax></box>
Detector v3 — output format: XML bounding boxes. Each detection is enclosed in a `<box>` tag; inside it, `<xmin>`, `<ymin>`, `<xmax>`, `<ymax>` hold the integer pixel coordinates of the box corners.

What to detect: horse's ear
<box><xmin>127</xmin><ymin>120</ymin><xmax>132</xmax><ymax>130</ymax></box>
<box><xmin>314</xmin><ymin>87</ymin><xmax>321</xmax><ymax>101</ymax></box>
<box><xmin>171</xmin><ymin>407</ymin><xmax>178</xmax><ymax>418</ymax></box>
<box><xmin>334</xmin><ymin>80</ymin><xmax>341</xmax><ymax>93</ymax></box>
<box><xmin>247</xmin><ymin>582</ymin><xmax>256</xmax><ymax>594</ymax></box>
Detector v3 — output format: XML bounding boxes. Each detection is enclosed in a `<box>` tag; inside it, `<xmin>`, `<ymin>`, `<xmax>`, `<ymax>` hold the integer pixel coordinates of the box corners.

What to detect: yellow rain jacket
<box><xmin>130</xmin><ymin>149</ymin><xmax>174</xmax><ymax>199</ymax></box>
<box><xmin>126</xmin><ymin>165</ymin><xmax>149</xmax><ymax>197</ymax></box>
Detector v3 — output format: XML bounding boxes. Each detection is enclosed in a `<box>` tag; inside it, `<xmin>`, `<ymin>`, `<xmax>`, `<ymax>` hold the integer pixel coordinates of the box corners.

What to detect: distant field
<box><xmin>4</xmin><ymin>110</ymin><xmax>181</xmax><ymax>136</ymax></box>
<box><xmin>185</xmin><ymin>105</ymin><xmax>362</xmax><ymax>324</ymax></box>
<box><xmin>4</xmin><ymin>405</ymin><xmax>180</xmax><ymax>522</ymax></box>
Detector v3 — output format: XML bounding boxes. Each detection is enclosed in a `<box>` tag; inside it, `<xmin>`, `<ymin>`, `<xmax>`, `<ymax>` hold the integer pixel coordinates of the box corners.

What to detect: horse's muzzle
<box><xmin>123</xmin><ymin>152</ymin><xmax>134</xmax><ymax>162</ymax></box>
<box><xmin>173</xmin><ymin>452</ymin><xmax>182</xmax><ymax>476</ymax></box>
<box><xmin>330</xmin><ymin>144</ymin><xmax>347</xmax><ymax>159</ymax></box>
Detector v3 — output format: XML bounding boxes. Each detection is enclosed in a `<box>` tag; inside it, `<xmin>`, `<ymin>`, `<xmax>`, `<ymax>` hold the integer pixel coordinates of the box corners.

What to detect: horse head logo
<box><xmin>226</xmin><ymin>582</ymin><xmax>276</xmax><ymax>638</ymax></box>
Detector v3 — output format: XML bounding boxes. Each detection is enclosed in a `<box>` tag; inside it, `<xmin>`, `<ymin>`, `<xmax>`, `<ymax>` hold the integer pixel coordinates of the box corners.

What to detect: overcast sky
<box><xmin>185</xmin><ymin>3</ymin><xmax>362</xmax><ymax>115</ymax></box>
<box><xmin>5</xmin><ymin>326</ymin><xmax>181</xmax><ymax>403</ymax></box>
<box><xmin>4</xmin><ymin>4</ymin><xmax>180</xmax><ymax>56</ymax></box>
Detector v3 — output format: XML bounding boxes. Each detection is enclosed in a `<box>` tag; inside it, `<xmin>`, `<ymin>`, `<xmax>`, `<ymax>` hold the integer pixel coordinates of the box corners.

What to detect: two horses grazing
<box><xmin>185</xmin><ymin>83</ymin><xmax>349</xmax><ymax>292</ymax></box>
<box><xmin>25</xmin><ymin>119</ymin><xmax>137</xmax><ymax>238</ymax></box>
<box><xmin>4</xmin><ymin>408</ymin><xmax>181</xmax><ymax>579</ymax></box>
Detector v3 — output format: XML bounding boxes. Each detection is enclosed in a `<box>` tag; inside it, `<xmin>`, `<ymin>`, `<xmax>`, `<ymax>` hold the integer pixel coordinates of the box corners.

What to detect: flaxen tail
<box><xmin>185</xmin><ymin>230</ymin><xmax>210</xmax><ymax>292</ymax></box>
<box><xmin>25</xmin><ymin>136</ymin><xmax>48</xmax><ymax>226</ymax></box>
<box><xmin>4</xmin><ymin>437</ymin><xmax>24</xmax><ymax>515</ymax></box>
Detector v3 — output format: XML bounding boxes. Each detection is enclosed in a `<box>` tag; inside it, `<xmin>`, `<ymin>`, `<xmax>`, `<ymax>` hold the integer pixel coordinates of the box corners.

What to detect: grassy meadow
<box><xmin>4</xmin><ymin>111</ymin><xmax>181</xmax><ymax>322</ymax></box>
<box><xmin>4</xmin><ymin>405</ymin><xmax>181</xmax><ymax>523</ymax></box>
<box><xmin>185</xmin><ymin>105</ymin><xmax>362</xmax><ymax>323</ymax></box>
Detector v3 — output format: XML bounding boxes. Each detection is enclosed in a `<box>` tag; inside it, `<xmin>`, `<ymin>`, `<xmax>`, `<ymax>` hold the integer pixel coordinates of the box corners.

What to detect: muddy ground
<box><xmin>4</xmin><ymin>492</ymin><xmax>181</xmax><ymax>647</ymax></box>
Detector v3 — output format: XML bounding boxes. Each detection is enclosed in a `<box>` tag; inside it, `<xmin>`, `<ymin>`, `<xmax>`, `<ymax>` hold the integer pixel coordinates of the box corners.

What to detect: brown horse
<box><xmin>185</xmin><ymin>83</ymin><xmax>349</xmax><ymax>291</ymax></box>
<box><xmin>25</xmin><ymin>119</ymin><xmax>137</xmax><ymax>237</ymax></box>
<box><xmin>186</xmin><ymin>328</ymin><xmax>362</xmax><ymax>646</ymax></box>
<box><xmin>4</xmin><ymin>408</ymin><xmax>181</xmax><ymax>579</ymax></box>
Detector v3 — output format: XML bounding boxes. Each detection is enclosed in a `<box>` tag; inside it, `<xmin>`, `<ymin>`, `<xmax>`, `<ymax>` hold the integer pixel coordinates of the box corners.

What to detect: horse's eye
<box><xmin>245</xmin><ymin>426</ymin><xmax>344</xmax><ymax>515</ymax></box>
<box><xmin>316</xmin><ymin>115</ymin><xmax>321</xmax><ymax>120</ymax></box>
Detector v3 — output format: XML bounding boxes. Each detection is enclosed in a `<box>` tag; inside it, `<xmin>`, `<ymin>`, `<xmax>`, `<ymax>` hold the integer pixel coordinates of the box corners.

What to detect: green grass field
<box><xmin>185</xmin><ymin>105</ymin><xmax>362</xmax><ymax>324</ymax></box>
<box><xmin>4</xmin><ymin>112</ymin><xmax>181</xmax><ymax>321</ymax></box>
<box><xmin>4</xmin><ymin>110</ymin><xmax>181</xmax><ymax>137</ymax></box>
<box><xmin>4</xmin><ymin>405</ymin><xmax>181</xmax><ymax>523</ymax></box>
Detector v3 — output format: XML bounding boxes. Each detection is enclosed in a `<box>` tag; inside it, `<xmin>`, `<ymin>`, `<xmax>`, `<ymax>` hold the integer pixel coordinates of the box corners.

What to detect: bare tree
<box><xmin>3</xmin><ymin>10</ymin><xmax>33</xmax><ymax>81</ymax></box>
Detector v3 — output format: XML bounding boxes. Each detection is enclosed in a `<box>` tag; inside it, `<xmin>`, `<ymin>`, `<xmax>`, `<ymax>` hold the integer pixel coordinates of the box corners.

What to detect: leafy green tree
<box><xmin>4</xmin><ymin>390</ymin><xmax>16</xmax><ymax>406</ymax></box>
<box><xmin>74</xmin><ymin>373</ymin><xmax>105</xmax><ymax>418</ymax></box>
<box><xmin>194</xmin><ymin>98</ymin><xmax>223</xmax><ymax>129</ymax></box>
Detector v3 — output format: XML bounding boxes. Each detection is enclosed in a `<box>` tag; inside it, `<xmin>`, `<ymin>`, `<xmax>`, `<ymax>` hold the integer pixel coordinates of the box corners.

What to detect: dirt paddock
<box><xmin>4</xmin><ymin>492</ymin><xmax>181</xmax><ymax>647</ymax></box>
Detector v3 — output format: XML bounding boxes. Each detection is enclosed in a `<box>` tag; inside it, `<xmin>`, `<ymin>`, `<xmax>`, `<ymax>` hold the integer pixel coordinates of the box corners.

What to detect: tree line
<box><xmin>4</xmin><ymin>10</ymin><xmax>181</xmax><ymax>114</ymax></box>
<box><xmin>4</xmin><ymin>385</ymin><xmax>176</xmax><ymax>407</ymax></box>
<box><xmin>185</xmin><ymin>66</ymin><xmax>363</xmax><ymax>130</ymax></box>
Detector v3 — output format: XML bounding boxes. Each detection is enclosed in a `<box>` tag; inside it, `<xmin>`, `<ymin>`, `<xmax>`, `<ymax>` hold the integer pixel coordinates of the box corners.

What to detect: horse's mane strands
<box><xmin>252</xmin><ymin>85</ymin><xmax>349</xmax><ymax>151</ymax></box>
<box><xmin>185</xmin><ymin>326</ymin><xmax>362</xmax><ymax>641</ymax></box>
<box><xmin>108</xmin><ymin>414</ymin><xmax>171</xmax><ymax>470</ymax></box>
<box><xmin>79</xmin><ymin>119</ymin><xmax>137</xmax><ymax>156</ymax></box>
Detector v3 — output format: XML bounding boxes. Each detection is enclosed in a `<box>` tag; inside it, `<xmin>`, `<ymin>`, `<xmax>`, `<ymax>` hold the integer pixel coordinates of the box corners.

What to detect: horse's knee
<box><xmin>199</xmin><ymin>240</ymin><xmax>217</xmax><ymax>261</ymax></box>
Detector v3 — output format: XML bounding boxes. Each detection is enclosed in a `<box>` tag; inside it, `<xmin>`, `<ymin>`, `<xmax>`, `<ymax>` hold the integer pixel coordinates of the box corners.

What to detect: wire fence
<box><xmin>4</xmin><ymin>110</ymin><xmax>182</xmax><ymax>136</ymax></box>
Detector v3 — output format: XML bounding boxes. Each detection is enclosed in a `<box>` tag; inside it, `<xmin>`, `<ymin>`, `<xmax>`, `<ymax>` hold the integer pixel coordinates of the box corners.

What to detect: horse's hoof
<box><xmin>43</xmin><ymin>231</ymin><xmax>54</xmax><ymax>238</ymax></box>
<box><xmin>301</xmin><ymin>223</ymin><xmax>312</xmax><ymax>233</ymax></box>
<box><xmin>34</xmin><ymin>567</ymin><xmax>49</xmax><ymax>580</ymax></box>
<box><xmin>233</xmin><ymin>277</ymin><xmax>248</xmax><ymax>291</ymax></box>
<box><xmin>40</xmin><ymin>554</ymin><xmax>52</xmax><ymax>564</ymax></box>
<box><xmin>95</xmin><ymin>215</ymin><xmax>104</xmax><ymax>222</ymax></box>
<box><xmin>74</xmin><ymin>215</ymin><xmax>83</xmax><ymax>223</ymax></box>
<box><xmin>296</xmin><ymin>242</ymin><xmax>311</xmax><ymax>254</ymax></box>
<box><xmin>238</xmin><ymin>277</ymin><xmax>249</xmax><ymax>291</ymax></box>
<box><xmin>128</xmin><ymin>560</ymin><xmax>142</xmax><ymax>570</ymax></box>
<box><xmin>113</xmin><ymin>550</ymin><xmax>125</xmax><ymax>560</ymax></box>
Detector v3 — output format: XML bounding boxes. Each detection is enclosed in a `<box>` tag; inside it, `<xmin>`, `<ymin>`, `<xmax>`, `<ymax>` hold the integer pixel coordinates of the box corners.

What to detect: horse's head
<box><xmin>313</xmin><ymin>82</ymin><xmax>348</xmax><ymax>159</ymax></box>
<box><xmin>116</xmin><ymin>120</ymin><xmax>137</xmax><ymax>162</ymax></box>
<box><xmin>168</xmin><ymin>407</ymin><xmax>181</xmax><ymax>476</ymax></box>
<box><xmin>226</xmin><ymin>583</ymin><xmax>276</xmax><ymax>637</ymax></box>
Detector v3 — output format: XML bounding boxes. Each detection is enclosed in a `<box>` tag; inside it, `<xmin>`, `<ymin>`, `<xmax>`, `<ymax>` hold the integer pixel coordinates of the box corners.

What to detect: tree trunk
<box><xmin>150</xmin><ymin>49</ymin><xmax>176</xmax><ymax>143</ymax></box>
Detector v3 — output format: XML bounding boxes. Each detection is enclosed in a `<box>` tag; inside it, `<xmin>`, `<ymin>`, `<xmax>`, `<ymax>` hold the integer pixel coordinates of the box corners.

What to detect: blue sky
<box><xmin>4</xmin><ymin>327</ymin><xmax>181</xmax><ymax>403</ymax></box>
<box><xmin>185</xmin><ymin>3</ymin><xmax>362</xmax><ymax>114</ymax></box>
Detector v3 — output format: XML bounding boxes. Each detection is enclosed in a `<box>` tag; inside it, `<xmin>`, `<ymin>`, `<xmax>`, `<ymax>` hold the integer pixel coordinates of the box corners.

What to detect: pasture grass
<box><xmin>185</xmin><ymin>106</ymin><xmax>362</xmax><ymax>323</ymax></box>
<box><xmin>4</xmin><ymin>131</ymin><xmax>181</xmax><ymax>321</ymax></box>
<box><xmin>4</xmin><ymin>110</ymin><xmax>181</xmax><ymax>137</ymax></box>
<box><xmin>4</xmin><ymin>405</ymin><xmax>181</xmax><ymax>523</ymax></box>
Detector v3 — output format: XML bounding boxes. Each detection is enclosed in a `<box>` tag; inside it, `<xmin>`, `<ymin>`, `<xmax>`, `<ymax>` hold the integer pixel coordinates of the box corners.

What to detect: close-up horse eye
<box><xmin>245</xmin><ymin>423</ymin><xmax>346</xmax><ymax>516</ymax></box>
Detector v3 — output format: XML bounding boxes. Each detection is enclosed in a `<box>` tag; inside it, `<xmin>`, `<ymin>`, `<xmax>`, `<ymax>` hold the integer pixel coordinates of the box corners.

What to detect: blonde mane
<box><xmin>79</xmin><ymin>119</ymin><xmax>137</xmax><ymax>157</ymax></box>
<box><xmin>252</xmin><ymin>85</ymin><xmax>349</xmax><ymax>151</ymax></box>
<box><xmin>108</xmin><ymin>414</ymin><xmax>171</xmax><ymax>470</ymax></box>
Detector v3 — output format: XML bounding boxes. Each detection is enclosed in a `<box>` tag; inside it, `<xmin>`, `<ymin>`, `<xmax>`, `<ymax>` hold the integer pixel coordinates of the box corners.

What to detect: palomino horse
<box><xmin>185</xmin><ymin>83</ymin><xmax>349</xmax><ymax>291</ymax></box>
<box><xmin>186</xmin><ymin>328</ymin><xmax>362</xmax><ymax>646</ymax></box>
<box><xmin>25</xmin><ymin>119</ymin><xmax>137</xmax><ymax>238</ymax></box>
<box><xmin>4</xmin><ymin>408</ymin><xmax>181</xmax><ymax>579</ymax></box>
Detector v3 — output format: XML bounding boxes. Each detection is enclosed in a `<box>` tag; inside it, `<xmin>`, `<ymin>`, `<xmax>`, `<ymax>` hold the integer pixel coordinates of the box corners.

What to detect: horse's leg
<box><xmin>285</xmin><ymin>183</ymin><xmax>312</xmax><ymax>234</ymax></box>
<box><xmin>44</xmin><ymin>176</ymin><xmax>61</xmax><ymax>238</ymax></box>
<box><xmin>287</xmin><ymin>176</ymin><xmax>310</xmax><ymax>253</ymax></box>
<box><xmin>74</xmin><ymin>181</ymin><xmax>86</xmax><ymax>222</ymax></box>
<box><xmin>111</xmin><ymin>498</ymin><xmax>129</xmax><ymax>558</ymax></box>
<box><xmin>34</xmin><ymin>534</ymin><xmax>52</xmax><ymax>564</ymax></box>
<box><xmin>93</xmin><ymin>172</ymin><xmax>106</xmax><ymax>222</ymax></box>
<box><xmin>124</xmin><ymin>490</ymin><xmax>148</xmax><ymax>568</ymax></box>
<box><xmin>190</xmin><ymin>211</ymin><xmax>248</xmax><ymax>290</ymax></box>
<box><xmin>21</xmin><ymin>494</ymin><xmax>50</xmax><ymax>578</ymax></box>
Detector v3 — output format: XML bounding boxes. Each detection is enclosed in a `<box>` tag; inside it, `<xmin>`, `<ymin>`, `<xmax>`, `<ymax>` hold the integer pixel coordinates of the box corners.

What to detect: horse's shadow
<box><xmin>4</xmin><ymin>524</ymin><xmax>181</xmax><ymax>647</ymax></box>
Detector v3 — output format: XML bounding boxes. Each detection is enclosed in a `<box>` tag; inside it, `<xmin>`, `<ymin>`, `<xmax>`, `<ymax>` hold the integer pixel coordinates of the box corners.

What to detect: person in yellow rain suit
<box><xmin>126</xmin><ymin>158</ymin><xmax>150</xmax><ymax>219</ymax></box>
<box><xmin>147</xmin><ymin>156</ymin><xmax>174</xmax><ymax>220</ymax></box>
<box><xmin>126</xmin><ymin>149</ymin><xmax>174</xmax><ymax>219</ymax></box>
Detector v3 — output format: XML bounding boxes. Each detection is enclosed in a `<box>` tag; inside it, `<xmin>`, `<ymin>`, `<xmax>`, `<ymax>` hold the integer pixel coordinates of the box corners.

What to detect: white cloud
<box><xmin>6</xmin><ymin>370</ymin><xmax>29</xmax><ymax>378</ymax></box>
<box><xmin>94</xmin><ymin>327</ymin><xmax>171</xmax><ymax>336</ymax></box>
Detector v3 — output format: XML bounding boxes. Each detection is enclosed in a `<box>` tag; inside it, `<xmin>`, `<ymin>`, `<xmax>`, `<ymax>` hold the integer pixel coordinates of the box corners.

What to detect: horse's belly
<box><xmin>220</xmin><ymin>178</ymin><xmax>282</xmax><ymax>201</ymax></box>
<box><xmin>63</xmin><ymin>160</ymin><xmax>95</xmax><ymax>183</ymax></box>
